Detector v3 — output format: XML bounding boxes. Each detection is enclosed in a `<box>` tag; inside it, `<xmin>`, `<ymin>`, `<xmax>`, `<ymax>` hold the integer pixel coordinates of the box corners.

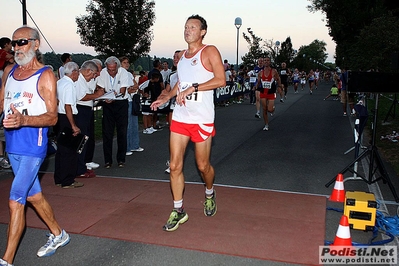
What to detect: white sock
<box><xmin>205</xmin><ymin>187</ymin><xmax>214</xmax><ymax>197</ymax></box>
<box><xmin>173</xmin><ymin>199</ymin><xmax>183</xmax><ymax>210</ymax></box>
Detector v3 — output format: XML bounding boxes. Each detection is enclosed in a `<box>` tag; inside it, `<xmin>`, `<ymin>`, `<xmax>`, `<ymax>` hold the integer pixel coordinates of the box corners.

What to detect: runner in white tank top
<box><xmin>150</xmin><ymin>15</ymin><xmax>226</xmax><ymax>232</ymax></box>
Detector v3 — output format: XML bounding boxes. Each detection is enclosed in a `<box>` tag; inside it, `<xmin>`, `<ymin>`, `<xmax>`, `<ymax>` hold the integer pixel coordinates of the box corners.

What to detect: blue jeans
<box><xmin>127</xmin><ymin>101</ymin><xmax>140</xmax><ymax>151</ymax></box>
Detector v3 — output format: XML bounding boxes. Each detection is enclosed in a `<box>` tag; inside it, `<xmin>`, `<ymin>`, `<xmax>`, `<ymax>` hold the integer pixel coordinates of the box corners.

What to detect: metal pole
<box><xmin>234</xmin><ymin>17</ymin><xmax>242</xmax><ymax>72</ymax></box>
<box><xmin>22</xmin><ymin>0</ymin><xmax>27</xmax><ymax>25</ymax></box>
<box><xmin>236</xmin><ymin>27</ymin><xmax>239</xmax><ymax>72</ymax></box>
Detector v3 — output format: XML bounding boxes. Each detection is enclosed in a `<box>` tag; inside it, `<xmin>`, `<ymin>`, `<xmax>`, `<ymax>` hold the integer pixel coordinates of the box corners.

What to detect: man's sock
<box><xmin>173</xmin><ymin>199</ymin><xmax>183</xmax><ymax>211</ymax></box>
<box><xmin>205</xmin><ymin>187</ymin><xmax>214</xmax><ymax>198</ymax></box>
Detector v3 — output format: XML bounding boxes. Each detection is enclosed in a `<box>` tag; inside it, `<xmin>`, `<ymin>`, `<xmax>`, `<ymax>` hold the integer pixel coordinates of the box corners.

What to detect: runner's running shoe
<box><xmin>163</xmin><ymin>209</ymin><xmax>189</xmax><ymax>232</ymax></box>
<box><xmin>165</xmin><ymin>160</ymin><xmax>170</xmax><ymax>174</ymax></box>
<box><xmin>37</xmin><ymin>229</ymin><xmax>70</xmax><ymax>257</ymax></box>
<box><xmin>0</xmin><ymin>158</ymin><xmax>11</xmax><ymax>169</ymax></box>
<box><xmin>0</xmin><ymin>258</ymin><xmax>13</xmax><ymax>266</ymax></box>
<box><xmin>204</xmin><ymin>192</ymin><xmax>217</xmax><ymax>217</ymax></box>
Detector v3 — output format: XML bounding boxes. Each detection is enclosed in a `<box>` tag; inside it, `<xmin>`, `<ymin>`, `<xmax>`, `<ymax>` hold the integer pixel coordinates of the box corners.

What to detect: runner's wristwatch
<box><xmin>192</xmin><ymin>83</ymin><xmax>199</xmax><ymax>92</ymax></box>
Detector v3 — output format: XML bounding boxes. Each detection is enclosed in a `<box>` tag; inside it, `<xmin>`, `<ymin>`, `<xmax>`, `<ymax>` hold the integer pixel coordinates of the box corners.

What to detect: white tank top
<box><xmin>173</xmin><ymin>45</ymin><xmax>215</xmax><ymax>124</ymax></box>
<box><xmin>4</xmin><ymin>65</ymin><xmax>49</xmax><ymax>158</ymax></box>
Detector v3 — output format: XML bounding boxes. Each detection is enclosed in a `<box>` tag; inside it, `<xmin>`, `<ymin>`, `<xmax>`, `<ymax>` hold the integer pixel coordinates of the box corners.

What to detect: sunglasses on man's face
<box><xmin>11</xmin><ymin>38</ymin><xmax>36</xmax><ymax>47</ymax></box>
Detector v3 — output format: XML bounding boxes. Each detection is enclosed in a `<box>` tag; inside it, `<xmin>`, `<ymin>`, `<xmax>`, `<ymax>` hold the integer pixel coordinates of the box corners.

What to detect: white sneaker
<box><xmin>165</xmin><ymin>167</ymin><xmax>170</xmax><ymax>174</ymax></box>
<box><xmin>0</xmin><ymin>258</ymin><xmax>13</xmax><ymax>266</ymax></box>
<box><xmin>126</xmin><ymin>151</ymin><xmax>133</xmax><ymax>156</ymax></box>
<box><xmin>85</xmin><ymin>162</ymin><xmax>99</xmax><ymax>170</ymax></box>
<box><xmin>131</xmin><ymin>147</ymin><xmax>144</xmax><ymax>152</ymax></box>
<box><xmin>150</xmin><ymin>126</ymin><xmax>157</xmax><ymax>133</ymax></box>
<box><xmin>0</xmin><ymin>158</ymin><xmax>11</xmax><ymax>169</ymax></box>
<box><xmin>165</xmin><ymin>160</ymin><xmax>170</xmax><ymax>174</ymax></box>
<box><xmin>263</xmin><ymin>124</ymin><xmax>269</xmax><ymax>131</ymax></box>
<box><xmin>270</xmin><ymin>107</ymin><xmax>275</xmax><ymax>116</ymax></box>
<box><xmin>143</xmin><ymin>128</ymin><xmax>153</xmax><ymax>134</ymax></box>
<box><xmin>37</xmin><ymin>229</ymin><xmax>70</xmax><ymax>257</ymax></box>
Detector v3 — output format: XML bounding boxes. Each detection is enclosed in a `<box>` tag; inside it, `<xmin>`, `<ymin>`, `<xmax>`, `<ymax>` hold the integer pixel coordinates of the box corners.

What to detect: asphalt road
<box><xmin>0</xmin><ymin>81</ymin><xmax>398</xmax><ymax>265</ymax></box>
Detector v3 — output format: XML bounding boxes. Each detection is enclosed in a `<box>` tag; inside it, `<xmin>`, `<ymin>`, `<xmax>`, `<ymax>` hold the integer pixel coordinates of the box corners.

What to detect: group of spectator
<box><xmin>55</xmin><ymin>54</ymin><xmax>149</xmax><ymax>188</ymax></box>
<box><xmin>0</xmin><ymin>38</ymin><xmax>15</xmax><ymax>170</ymax></box>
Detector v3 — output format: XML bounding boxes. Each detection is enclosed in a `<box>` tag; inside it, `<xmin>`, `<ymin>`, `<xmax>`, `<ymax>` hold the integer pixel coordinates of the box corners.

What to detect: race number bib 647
<box><xmin>262</xmin><ymin>81</ymin><xmax>272</xmax><ymax>89</ymax></box>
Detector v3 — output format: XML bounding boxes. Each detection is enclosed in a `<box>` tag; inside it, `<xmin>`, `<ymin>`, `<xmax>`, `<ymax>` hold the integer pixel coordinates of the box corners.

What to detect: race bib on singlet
<box><xmin>7</xmin><ymin>98</ymin><xmax>30</xmax><ymax>115</ymax></box>
<box><xmin>262</xmin><ymin>81</ymin><xmax>272</xmax><ymax>89</ymax></box>
<box><xmin>280</xmin><ymin>70</ymin><xmax>287</xmax><ymax>75</ymax></box>
<box><xmin>249</xmin><ymin>77</ymin><xmax>256</xmax><ymax>83</ymax></box>
<box><xmin>178</xmin><ymin>81</ymin><xmax>203</xmax><ymax>103</ymax></box>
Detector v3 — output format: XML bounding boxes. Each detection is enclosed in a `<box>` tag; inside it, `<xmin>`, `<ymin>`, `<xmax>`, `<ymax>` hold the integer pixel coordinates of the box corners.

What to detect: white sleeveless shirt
<box><xmin>173</xmin><ymin>45</ymin><xmax>215</xmax><ymax>124</ymax></box>
<box><xmin>4</xmin><ymin>65</ymin><xmax>49</xmax><ymax>158</ymax></box>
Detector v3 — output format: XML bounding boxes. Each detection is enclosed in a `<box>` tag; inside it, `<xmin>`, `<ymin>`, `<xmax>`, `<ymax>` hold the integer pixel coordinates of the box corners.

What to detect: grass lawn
<box><xmin>369</xmin><ymin>94</ymin><xmax>399</xmax><ymax>176</ymax></box>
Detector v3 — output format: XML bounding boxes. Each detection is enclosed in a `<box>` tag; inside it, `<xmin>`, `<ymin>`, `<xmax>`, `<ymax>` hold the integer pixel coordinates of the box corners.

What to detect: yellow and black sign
<box><xmin>344</xmin><ymin>191</ymin><xmax>377</xmax><ymax>231</ymax></box>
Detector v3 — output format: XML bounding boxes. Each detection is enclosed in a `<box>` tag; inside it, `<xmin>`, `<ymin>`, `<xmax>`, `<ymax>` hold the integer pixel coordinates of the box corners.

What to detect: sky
<box><xmin>1</xmin><ymin>0</ymin><xmax>336</xmax><ymax>63</ymax></box>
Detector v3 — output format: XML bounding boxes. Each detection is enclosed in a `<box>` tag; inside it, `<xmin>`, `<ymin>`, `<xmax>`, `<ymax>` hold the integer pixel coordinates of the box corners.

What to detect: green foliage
<box><xmin>279</xmin><ymin>37</ymin><xmax>294</xmax><ymax>65</ymax></box>
<box><xmin>132</xmin><ymin>55</ymin><xmax>173</xmax><ymax>72</ymax></box>
<box><xmin>241</xmin><ymin>28</ymin><xmax>328</xmax><ymax>71</ymax></box>
<box><xmin>263</xmin><ymin>37</ymin><xmax>296</xmax><ymax>67</ymax></box>
<box><xmin>351</xmin><ymin>15</ymin><xmax>399</xmax><ymax>72</ymax></box>
<box><xmin>241</xmin><ymin>28</ymin><xmax>269</xmax><ymax>69</ymax></box>
<box><xmin>43</xmin><ymin>52</ymin><xmax>96</xmax><ymax>71</ymax></box>
<box><xmin>290</xmin><ymin>40</ymin><xmax>328</xmax><ymax>71</ymax></box>
<box><xmin>369</xmin><ymin>94</ymin><xmax>399</xmax><ymax>177</ymax></box>
<box><xmin>43</xmin><ymin>53</ymin><xmax>173</xmax><ymax>73</ymax></box>
<box><xmin>308</xmin><ymin>0</ymin><xmax>399</xmax><ymax>71</ymax></box>
<box><xmin>76</xmin><ymin>0</ymin><xmax>155</xmax><ymax>63</ymax></box>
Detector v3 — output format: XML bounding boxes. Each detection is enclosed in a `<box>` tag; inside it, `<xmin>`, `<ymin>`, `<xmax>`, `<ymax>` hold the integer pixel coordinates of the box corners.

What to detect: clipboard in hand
<box><xmin>57</xmin><ymin>127</ymin><xmax>89</xmax><ymax>154</ymax></box>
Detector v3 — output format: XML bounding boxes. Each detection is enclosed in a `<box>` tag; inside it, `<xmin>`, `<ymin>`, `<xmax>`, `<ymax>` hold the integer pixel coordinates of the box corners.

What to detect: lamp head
<box><xmin>234</xmin><ymin>17</ymin><xmax>242</xmax><ymax>29</ymax></box>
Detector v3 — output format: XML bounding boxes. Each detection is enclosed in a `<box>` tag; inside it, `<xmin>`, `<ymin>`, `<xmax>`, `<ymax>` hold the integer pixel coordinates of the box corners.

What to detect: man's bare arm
<box><xmin>21</xmin><ymin>68</ymin><xmax>58</xmax><ymax>127</ymax></box>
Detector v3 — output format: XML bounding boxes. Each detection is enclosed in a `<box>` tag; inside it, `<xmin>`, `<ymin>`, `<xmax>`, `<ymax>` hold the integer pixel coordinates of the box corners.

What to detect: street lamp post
<box><xmin>234</xmin><ymin>17</ymin><xmax>242</xmax><ymax>72</ymax></box>
<box><xmin>275</xmin><ymin>41</ymin><xmax>280</xmax><ymax>66</ymax></box>
<box><xmin>22</xmin><ymin>0</ymin><xmax>27</xmax><ymax>25</ymax></box>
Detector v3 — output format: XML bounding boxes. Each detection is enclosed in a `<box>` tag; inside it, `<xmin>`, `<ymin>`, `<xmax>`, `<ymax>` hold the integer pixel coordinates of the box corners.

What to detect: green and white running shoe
<box><xmin>204</xmin><ymin>191</ymin><xmax>217</xmax><ymax>217</ymax></box>
<box><xmin>163</xmin><ymin>209</ymin><xmax>189</xmax><ymax>232</ymax></box>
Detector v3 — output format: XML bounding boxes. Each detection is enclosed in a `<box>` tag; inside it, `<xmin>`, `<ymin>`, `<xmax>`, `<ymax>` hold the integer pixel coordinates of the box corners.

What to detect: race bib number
<box><xmin>262</xmin><ymin>81</ymin><xmax>272</xmax><ymax>89</ymax></box>
<box><xmin>280</xmin><ymin>70</ymin><xmax>287</xmax><ymax>75</ymax></box>
<box><xmin>249</xmin><ymin>77</ymin><xmax>256</xmax><ymax>83</ymax></box>
<box><xmin>178</xmin><ymin>81</ymin><xmax>202</xmax><ymax>102</ymax></box>
<box><xmin>186</xmin><ymin>92</ymin><xmax>202</xmax><ymax>102</ymax></box>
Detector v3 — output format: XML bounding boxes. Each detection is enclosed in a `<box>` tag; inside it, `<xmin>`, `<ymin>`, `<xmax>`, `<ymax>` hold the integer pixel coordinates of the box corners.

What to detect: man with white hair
<box><xmin>54</xmin><ymin>61</ymin><xmax>83</xmax><ymax>188</ymax></box>
<box><xmin>75</xmin><ymin>60</ymin><xmax>103</xmax><ymax>178</ymax></box>
<box><xmin>96</xmin><ymin>56</ymin><xmax>129</xmax><ymax>168</ymax></box>
<box><xmin>84</xmin><ymin>58</ymin><xmax>103</xmax><ymax>171</ymax></box>
<box><xmin>0</xmin><ymin>26</ymin><xmax>69</xmax><ymax>266</ymax></box>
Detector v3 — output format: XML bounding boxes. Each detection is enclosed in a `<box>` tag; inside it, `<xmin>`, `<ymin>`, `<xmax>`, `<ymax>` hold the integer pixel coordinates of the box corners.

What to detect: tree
<box><xmin>279</xmin><ymin>37</ymin><xmax>295</xmax><ymax>65</ymax></box>
<box><xmin>291</xmin><ymin>40</ymin><xmax>328</xmax><ymax>71</ymax></box>
<box><xmin>350</xmin><ymin>14</ymin><xmax>399</xmax><ymax>71</ymax></box>
<box><xmin>43</xmin><ymin>53</ymin><xmax>95</xmax><ymax>72</ymax></box>
<box><xmin>241</xmin><ymin>28</ymin><xmax>268</xmax><ymax>69</ymax></box>
<box><xmin>76</xmin><ymin>0</ymin><xmax>155</xmax><ymax>62</ymax></box>
<box><xmin>308</xmin><ymin>0</ymin><xmax>399</xmax><ymax>70</ymax></box>
<box><xmin>263</xmin><ymin>37</ymin><xmax>294</xmax><ymax>67</ymax></box>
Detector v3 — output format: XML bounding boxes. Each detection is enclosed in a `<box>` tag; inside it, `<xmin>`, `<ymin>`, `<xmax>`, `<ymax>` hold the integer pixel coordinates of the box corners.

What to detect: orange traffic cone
<box><xmin>329</xmin><ymin>173</ymin><xmax>345</xmax><ymax>202</ymax></box>
<box><xmin>331</xmin><ymin>215</ymin><xmax>352</xmax><ymax>246</ymax></box>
